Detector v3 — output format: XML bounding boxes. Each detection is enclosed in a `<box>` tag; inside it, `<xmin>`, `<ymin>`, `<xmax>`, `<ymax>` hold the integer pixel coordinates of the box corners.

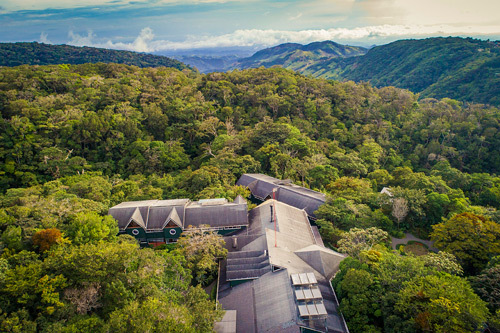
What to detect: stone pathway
<box><xmin>391</xmin><ymin>233</ymin><xmax>439</xmax><ymax>253</ymax></box>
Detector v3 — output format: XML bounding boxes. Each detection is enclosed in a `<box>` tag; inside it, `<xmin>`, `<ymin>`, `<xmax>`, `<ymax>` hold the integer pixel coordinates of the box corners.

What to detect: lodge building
<box><xmin>236</xmin><ymin>173</ymin><xmax>326</xmax><ymax>220</ymax></box>
<box><xmin>108</xmin><ymin>196</ymin><xmax>248</xmax><ymax>246</ymax></box>
<box><xmin>216</xmin><ymin>199</ymin><xmax>349</xmax><ymax>333</ymax></box>
<box><xmin>109</xmin><ymin>175</ymin><xmax>349</xmax><ymax>332</ymax></box>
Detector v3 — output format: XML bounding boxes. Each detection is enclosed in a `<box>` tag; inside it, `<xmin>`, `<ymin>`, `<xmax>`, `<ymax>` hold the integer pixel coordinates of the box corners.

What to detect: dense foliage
<box><xmin>334</xmin><ymin>37</ymin><xmax>500</xmax><ymax>106</ymax></box>
<box><xmin>1</xmin><ymin>62</ymin><xmax>500</xmax><ymax>331</ymax></box>
<box><xmin>233</xmin><ymin>37</ymin><xmax>500</xmax><ymax>106</ymax></box>
<box><xmin>0</xmin><ymin>177</ymin><xmax>224</xmax><ymax>332</ymax></box>
<box><xmin>0</xmin><ymin>42</ymin><xmax>191</xmax><ymax>70</ymax></box>
<box><xmin>332</xmin><ymin>245</ymin><xmax>490</xmax><ymax>333</ymax></box>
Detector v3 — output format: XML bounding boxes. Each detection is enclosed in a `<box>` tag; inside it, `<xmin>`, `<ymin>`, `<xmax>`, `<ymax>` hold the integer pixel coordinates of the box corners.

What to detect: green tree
<box><xmin>326</xmin><ymin>177</ymin><xmax>375</xmax><ymax>204</ymax></box>
<box><xmin>67</xmin><ymin>212</ymin><xmax>118</xmax><ymax>245</ymax></box>
<box><xmin>175</xmin><ymin>228</ymin><xmax>227</xmax><ymax>285</ymax></box>
<box><xmin>470</xmin><ymin>265</ymin><xmax>500</xmax><ymax>312</ymax></box>
<box><xmin>337</xmin><ymin>227</ymin><xmax>389</xmax><ymax>258</ymax></box>
<box><xmin>396</xmin><ymin>274</ymin><xmax>489</xmax><ymax>333</ymax></box>
<box><xmin>1</xmin><ymin>226</ymin><xmax>24</xmax><ymax>251</ymax></box>
<box><xmin>430</xmin><ymin>212</ymin><xmax>500</xmax><ymax>275</ymax></box>
<box><xmin>338</xmin><ymin>269</ymin><xmax>382</xmax><ymax>333</ymax></box>
<box><xmin>425</xmin><ymin>192</ymin><xmax>451</xmax><ymax>225</ymax></box>
<box><xmin>357</xmin><ymin>139</ymin><xmax>383</xmax><ymax>172</ymax></box>
<box><xmin>106</xmin><ymin>296</ymin><xmax>200</xmax><ymax>333</ymax></box>
<box><xmin>421</xmin><ymin>252</ymin><xmax>463</xmax><ymax>275</ymax></box>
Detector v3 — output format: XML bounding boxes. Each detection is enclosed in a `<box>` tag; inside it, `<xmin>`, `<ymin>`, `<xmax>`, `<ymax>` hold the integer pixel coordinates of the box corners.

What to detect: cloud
<box><xmin>110</xmin><ymin>27</ymin><xmax>155</xmax><ymax>53</ymax></box>
<box><xmin>68</xmin><ymin>30</ymin><xmax>97</xmax><ymax>47</ymax></box>
<box><xmin>288</xmin><ymin>13</ymin><xmax>302</xmax><ymax>21</ymax></box>
<box><xmin>68</xmin><ymin>27</ymin><xmax>154</xmax><ymax>52</ymax></box>
<box><xmin>39</xmin><ymin>32</ymin><xmax>52</xmax><ymax>43</ymax></box>
<box><xmin>65</xmin><ymin>25</ymin><xmax>500</xmax><ymax>52</ymax></box>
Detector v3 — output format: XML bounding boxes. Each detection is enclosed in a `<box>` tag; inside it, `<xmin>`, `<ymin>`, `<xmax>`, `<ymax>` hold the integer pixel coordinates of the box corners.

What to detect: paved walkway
<box><xmin>391</xmin><ymin>233</ymin><xmax>439</xmax><ymax>253</ymax></box>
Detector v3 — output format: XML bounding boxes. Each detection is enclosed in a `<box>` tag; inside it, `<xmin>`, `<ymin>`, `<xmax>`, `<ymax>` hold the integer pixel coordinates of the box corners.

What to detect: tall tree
<box><xmin>430</xmin><ymin>212</ymin><xmax>500</xmax><ymax>275</ymax></box>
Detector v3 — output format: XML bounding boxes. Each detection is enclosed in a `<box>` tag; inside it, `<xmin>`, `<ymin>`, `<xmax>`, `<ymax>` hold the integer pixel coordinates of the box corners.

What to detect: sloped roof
<box><xmin>164</xmin><ymin>207</ymin><xmax>183</xmax><ymax>228</ymax></box>
<box><xmin>129</xmin><ymin>207</ymin><xmax>146</xmax><ymax>229</ymax></box>
<box><xmin>147</xmin><ymin>205</ymin><xmax>185</xmax><ymax>230</ymax></box>
<box><xmin>108</xmin><ymin>206</ymin><xmax>139</xmax><ymax>229</ymax></box>
<box><xmin>109</xmin><ymin>198</ymin><xmax>248</xmax><ymax>231</ymax></box>
<box><xmin>295</xmin><ymin>245</ymin><xmax>346</xmax><ymax>280</ymax></box>
<box><xmin>236</xmin><ymin>173</ymin><xmax>281</xmax><ymax>187</ymax></box>
<box><xmin>214</xmin><ymin>310</ymin><xmax>237</xmax><ymax>333</ymax></box>
<box><xmin>236</xmin><ymin>174</ymin><xmax>326</xmax><ymax>218</ymax></box>
<box><xmin>184</xmin><ymin>199</ymin><xmax>248</xmax><ymax>229</ymax></box>
<box><xmin>233</xmin><ymin>195</ymin><xmax>247</xmax><ymax>205</ymax></box>
<box><xmin>219</xmin><ymin>200</ymin><xmax>349</xmax><ymax>333</ymax></box>
<box><xmin>252</xmin><ymin>270</ymin><xmax>299</xmax><ymax>332</ymax></box>
<box><xmin>226</xmin><ymin>250</ymin><xmax>271</xmax><ymax>281</ymax></box>
<box><xmin>276</xmin><ymin>187</ymin><xmax>325</xmax><ymax>218</ymax></box>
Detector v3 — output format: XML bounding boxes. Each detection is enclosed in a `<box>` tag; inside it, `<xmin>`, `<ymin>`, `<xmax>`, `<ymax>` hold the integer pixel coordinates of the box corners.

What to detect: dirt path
<box><xmin>391</xmin><ymin>233</ymin><xmax>439</xmax><ymax>253</ymax></box>
<box><xmin>204</xmin><ymin>279</ymin><xmax>216</xmax><ymax>296</ymax></box>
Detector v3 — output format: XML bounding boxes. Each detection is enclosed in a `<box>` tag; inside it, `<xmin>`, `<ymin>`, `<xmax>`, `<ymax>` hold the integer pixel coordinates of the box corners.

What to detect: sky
<box><xmin>1</xmin><ymin>0</ymin><xmax>500</xmax><ymax>52</ymax></box>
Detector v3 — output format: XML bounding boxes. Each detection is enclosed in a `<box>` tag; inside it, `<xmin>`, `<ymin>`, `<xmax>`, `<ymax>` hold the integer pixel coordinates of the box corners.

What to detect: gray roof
<box><xmin>226</xmin><ymin>250</ymin><xmax>271</xmax><ymax>281</ymax></box>
<box><xmin>109</xmin><ymin>198</ymin><xmax>248</xmax><ymax>231</ymax></box>
<box><xmin>295</xmin><ymin>245</ymin><xmax>346</xmax><ymax>280</ymax></box>
<box><xmin>184</xmin><ymin>199</ymin><xmax>248</xmax><ymax>229</ymax></box>
<box><xmin>109</xmin><ymin>199</ymin><xmax>188</xmax><ymax>231</ymax></box>
<box><xmin>218</xmin><ymin>200</ymin><xmax>348</xmax><ymax>333</ymax></box>
<box><xmin>233</xmin><ymin>195</ymin><xmax>247</xmax><ymax>205</ymax></box>
<box><xmin>236</xmin><ymin>174</ymin><xmax>326</xmax><ymax>218</ymax></box>
<box><xmin>252</xmin><ymin>270</ymin><xmax>300</xmax><ymax>332</ymax></box>
<box><xmin>217</xmin><ymin>276</ymin><xmax>257</xmax><ymax>333</ymax></box>
<box><xmin>275</xmin><ymin>187</ymin><xmax>325</xmax><ymax>218</ymax></box>
<box><xmin>146</xmin><ymin>206</ymin><xmax>184</xmax><ymax>230</ymax></box>
<box><xmin>215</xmin><ymin>310</ymin><xmax>237</xmax><ymax>333</ymax></box>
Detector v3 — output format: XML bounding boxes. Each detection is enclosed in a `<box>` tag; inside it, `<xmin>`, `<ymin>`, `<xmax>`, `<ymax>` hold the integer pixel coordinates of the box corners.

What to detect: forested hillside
<box><xmin>0</xmin><ymin>63</ymin><xmax>499</xmax><ymax>331</ymax></box>
<box><xmin>234</xmin><ymin>37</ymin><xmax>500</xmax><ymax>106</ymax></box>
<box><xmin>0</xmin><ymin>42</ymin><xmax>191</xmax><ymax>70</ymax></box>
<box><xmin>333</xmin><ymin>37</ymin><xmax>500</xmax><ymax>105</ymax></box>
<box><xmin>233</xmin><ymin>40</ymin><xmax>366</xmax><ymax>73</ymax></box>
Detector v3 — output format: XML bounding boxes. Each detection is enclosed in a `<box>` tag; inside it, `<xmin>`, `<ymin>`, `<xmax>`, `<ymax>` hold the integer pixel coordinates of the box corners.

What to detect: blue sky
<box><xmin>1</xmin><ymin>0</ymin><xmax>499</xmax><ymax>51</ymax></box>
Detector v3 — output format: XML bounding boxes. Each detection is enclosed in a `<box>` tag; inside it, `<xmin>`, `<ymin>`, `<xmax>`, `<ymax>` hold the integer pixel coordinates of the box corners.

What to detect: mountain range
<box><xmin>232</xmin><ymin>40</ymin><xmax>367</xmax><ymax>73</ymax></box>
<box><xmin>1</xmin><ymin>37</ymin><xmax>499</xmax><ymax>106</ymax></box>
<box><xmin>229</xmin><ymin>37</ymin><xmax>500</xmax><ymax>105</ymax></box>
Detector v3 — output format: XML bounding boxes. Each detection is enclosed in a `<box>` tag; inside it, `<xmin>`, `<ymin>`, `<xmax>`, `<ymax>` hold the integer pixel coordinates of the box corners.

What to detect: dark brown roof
<box><xmin>236</xmin><ymin>174</ymin><xmax>326</xmax><ymax>218</ymax></box>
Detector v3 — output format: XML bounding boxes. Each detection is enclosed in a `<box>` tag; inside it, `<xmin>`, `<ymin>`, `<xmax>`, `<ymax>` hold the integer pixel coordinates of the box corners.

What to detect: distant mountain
<box><xmin>330</xmin><ymin>37</ymin><xmax>500</xmax><ymax>105</ymax></box>
<box><xmin>231</xmin><ymin>37</ymin><xmax>500</xmax><ymax>106</ymax></box>
<box><xmin>171</xmin><ymin>55</ymin><xmax>241</xmax><ymax>73</ymax></box>
<box><xmin>0</xmin><ymin>42</ymin><xmax>191</xmax><ymax>70</ymax></box>
<box><xmin>232</xmin><ymin>41</ymin><xmax>367</xmax><ymax>73</ymax></box>
<box><xmin>154</xmin><ymin>46</ymin><xmax>259</xmax><ymax>73</ymax></box>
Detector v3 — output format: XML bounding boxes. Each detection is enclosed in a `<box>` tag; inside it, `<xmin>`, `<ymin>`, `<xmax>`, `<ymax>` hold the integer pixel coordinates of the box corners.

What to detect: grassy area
<box><xmin>403</xmin><ymin>243</ymin><xmax>429</xmax><ymax>256</ymax></box>
<box><xmin>397</xmin><ymin>241</ymin><xmax>429</xmax><ymax>256</ymax></box>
